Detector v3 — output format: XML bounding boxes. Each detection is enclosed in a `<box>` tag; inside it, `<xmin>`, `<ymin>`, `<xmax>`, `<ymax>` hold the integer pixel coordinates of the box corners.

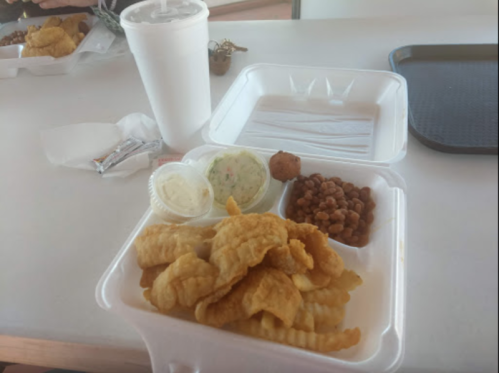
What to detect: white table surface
<box><xmin>1</xmin><ymin>15</ymin><xmax>498</xmax><ymax>373</ymax></box>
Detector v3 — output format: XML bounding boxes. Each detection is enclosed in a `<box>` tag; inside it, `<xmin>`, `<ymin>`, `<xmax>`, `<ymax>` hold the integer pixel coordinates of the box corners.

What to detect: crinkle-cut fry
<box><xmin>140</xmin><ymin>264</ymin><xmax>169</xmax><ymax>289</ymax></box>
<box><xmin>293</xmin><ymin>302</ymin><xmax>315</xmax><ymax>332</ymax></box>
<box><xmin>304</xmin><ymin>303</ymin><xmax>345</xmax><ymax>327</ymax></box>
<box><xmin>135</xmin><ymin>224</ymin><xmax>215</xmax><ymax>269</ymax></box>
<box><xmin>292</xmin><ymin>265</ymin><xmax>331</xmax><ymax>292</ymax></box>
<box><xmin>265</xmin><ymin>239</ymin><xmax>313</xmax><ymax>275</ymax></box>
<box><xmin>234</xmin><ymin>318</ymin><xmax>361</xmax><ymax>352</ymax></box>
<box><xmin>210</xmin><ymin>214</ymin><xmax>288</xmax><ymax>289</ymax></box>
<box><xmin>195</xmin><ymin>267</ymin><xmax>302</xmax><ymax>328</ymax></box>
<box><xmin>261</xmin><ymin>311</ymin><xmax>276</xmax><ymax>331</ymax></box>
<box><xmin>330</xmin><ymin>269</ymin><xmax>363</xmax><ymax>292</ymax></box>
<box><xmin>226</xmin><ymin>196</ymin><xmax>242</xmax><ymax>216</ymax></box>
<box><xmin>302</xmin><ymin>286</ymin><xmax>350</xmax><ymax>307</ymax></box>
<box><xmin>150</xmin><ymin>253</ymin><xmax>218</xmax><ymax>313</ymax></box>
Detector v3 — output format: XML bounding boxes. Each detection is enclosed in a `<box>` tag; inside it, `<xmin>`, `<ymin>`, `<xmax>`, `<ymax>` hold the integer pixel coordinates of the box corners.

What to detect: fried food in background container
<box><xmin>133</xmin><ymin>196</ymin><xmax>363</xmax><ymax>353</ymax></box>
<box><xmin>22</xmin><ymin>14</ymin><xmax>88</xmax><ymax>59</ymax></box>
<box><xmin>23</xmin><ymin>27</ymin><xmax>76</xmax><ymax>58</ymax></box>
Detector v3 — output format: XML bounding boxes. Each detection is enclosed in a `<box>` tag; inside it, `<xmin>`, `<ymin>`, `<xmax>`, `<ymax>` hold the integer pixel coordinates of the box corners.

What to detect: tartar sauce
<box><xmin>207</xmin><ymin>150</ymin><xmax>267</xmax><ymax>208</ymax></box>
<box><xmin>156</xmin><ymin>173</ymin><xmax>210</xmax><ymax>215</ymax></box>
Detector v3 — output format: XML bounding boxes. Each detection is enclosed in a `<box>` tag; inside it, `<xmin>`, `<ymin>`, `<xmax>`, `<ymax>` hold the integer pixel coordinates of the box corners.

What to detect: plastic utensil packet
<box><xmin>121</xmin><ymin>139</ymin><xmax>163</xmax><ymax>163</ymax></box>
<box><xmin>93</xmin><ymin>137</ymin><xmax>144</xmax><ymax>174</ymax></box>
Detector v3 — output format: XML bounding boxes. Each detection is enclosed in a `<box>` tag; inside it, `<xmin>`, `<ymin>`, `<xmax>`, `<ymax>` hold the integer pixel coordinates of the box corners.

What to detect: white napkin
<box><xmin>41</xmin><ymin>113</ymin><xmax>162</xmax><ymax>178</ymax></box>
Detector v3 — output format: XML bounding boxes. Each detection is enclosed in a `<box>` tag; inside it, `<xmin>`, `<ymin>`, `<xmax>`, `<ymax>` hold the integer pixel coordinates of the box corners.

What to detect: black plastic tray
<box><xmin>390</xmin><ymin>44</ymin><xmax>498</xmax><ymax>154</ymax></box>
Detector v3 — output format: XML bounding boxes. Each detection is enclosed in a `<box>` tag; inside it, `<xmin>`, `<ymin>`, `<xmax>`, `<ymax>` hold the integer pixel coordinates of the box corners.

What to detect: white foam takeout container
<box><xmin>96</xmin><ymin>65</ymin><xmax>408</xmax><ymax>373</ymax></box>
<box><xmin>0</xmin><ymin>14</ymin><xmax>115</xmax><ymax>78</ymax></box>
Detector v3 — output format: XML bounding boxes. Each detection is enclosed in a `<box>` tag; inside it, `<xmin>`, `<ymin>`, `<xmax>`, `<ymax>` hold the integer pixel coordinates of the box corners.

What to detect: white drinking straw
<box><xmin>160</xmin><ymin>0</ymin><xmax>168</xmax><ymax>14</ymax></box>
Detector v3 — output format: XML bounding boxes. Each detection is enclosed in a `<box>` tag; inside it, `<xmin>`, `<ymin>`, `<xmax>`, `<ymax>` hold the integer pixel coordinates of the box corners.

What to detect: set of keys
<box><xmin>209</xmin><ymin>39</ymin><xmax>248</xmax><ymax>76</ymax></box>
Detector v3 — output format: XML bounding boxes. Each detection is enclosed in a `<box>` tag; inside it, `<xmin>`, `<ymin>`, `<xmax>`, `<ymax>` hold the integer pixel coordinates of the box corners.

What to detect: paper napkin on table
<box><xmin>40</xmin><ymin>113</ymin><xmax>163</xmax><ymax>178</ymax></box>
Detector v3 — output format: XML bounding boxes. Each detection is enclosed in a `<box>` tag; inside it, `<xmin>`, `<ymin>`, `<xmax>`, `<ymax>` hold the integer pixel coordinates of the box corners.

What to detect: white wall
<box><xmin>300</xmin><ymin>0</ymin><xmax>498</xmax><ymax>19</ymax></box>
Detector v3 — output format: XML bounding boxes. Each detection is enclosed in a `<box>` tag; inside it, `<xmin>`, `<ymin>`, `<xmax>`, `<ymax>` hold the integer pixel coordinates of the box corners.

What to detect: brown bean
<box><xmin>358</xmin><ymin>235</ymin><xmax>369</xmax><ymax>247</ymax></box>
<box><xmin>323</xmin><ymin>188</ymin><xmax>334</xmax><ymax>196</ymax></box>
<box><xmin>359</xmin><ymin>218</ymin><xmax>366</xmax><ymax>226</ymax></box>
<box><xmin>305</xmin><ymin>216</ymin><xmax>313</xmax><ymax>224</ymax></box>
<box><xmin>366</xmin><ymin>212</ymin><xmax>375</xmax><ymax>224</ymax></box>
<box><xmin>348</xmin><ymin>191</ymin><xmax>360</xmax><ymax>199</ymax></box>
<box><xmin>326</xmin><ymin>196</ymin><xmax>336</xmax><ymax>207</ymax></box>
<box><xmin>305</xmin><ymin>180</ymin><xmax>315</xmax><ymax>188</ymax></box>
<box><xmin>352</xmin><ymin>198</ymin><xmax>364</xmax><ymax>207</ymax></box>
<box><xmin>304</xmin><ymin>192</ymin><xmax>313</xmax><ymax>200</ymax></box>
<box><xmin>366</xmin><ymin>201</ymin><xmax>376</xmax><ymax>212</ymax></box>
<box><xmin>360</xmin><ymin>191</ymin><xmax>369</xmax><ymax>202</ymax></box>
<box><xmin>348</xmin><ymin>236</ymin><xmax>359</xmax><ymax>244</ymax></box>
<box><xmin>332</xmin><ymin>210</ymin><xmax>345</xmax><ymax>221</ymax></box>
<box><xmin>297</xmin><ymin>198</ymin><xmax>306</xmax><ymax>206</ymax></box>
<box><xmin>338</xmin><ymin>200</ymin><xmax>348</xmax><ymax>208</ymax></box>
<box><xmin>331</xmin><ymin>177</ymin><xmax>342</xmax><ymax>184</ymax></box>
<box><xmin>342</xmin><ymin>228</ymin><xmax>353</xmax><ymax>238</ymax></box>
<box><xmin>349</xmin><ymin>211</ymin><xmax>360</xmax><ymax>223</ymax></box>
<box><xmin>348</xmin><ymin>222</ymin><xmax>359</xmax><ymax>231</ymax></box>
<box><xmin>334</xmin><ymin>236</ymin><xmax>346</xmax><ymax>244</ymax></box>
<box><xmin>342</xmin><ymin>182</ymin><xmax>354</xmax><ymax>193</ymax></box>
<box><xmin>328</xmin><ymin>223</ymin><xmax>344</xmax><ymax>234</ymax></box>
<box><xmin>333</xmin><ymin>189</ymin><xmax>345</xmax><ymax>199</ymax></box>
<box><xmin>354</xmin><ymin>204</ymin><xmax>363</xmax><ymax>214</ymax></box>
<box><xmin>315</xmin><ymin>211</ymin><xmax>329</xmax><ymax>220</ymax></box>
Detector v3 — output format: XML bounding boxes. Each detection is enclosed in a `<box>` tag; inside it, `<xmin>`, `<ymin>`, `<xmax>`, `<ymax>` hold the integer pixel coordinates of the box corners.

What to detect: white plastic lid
<box><xmin>149</xmin><ymin>162</ymin><xmax>214</xmax><ymax>223</ymax></box>
<box><xmin>122</xmin><ymin>0</ymin><xmax>207</xmax><ymax>25</ymax></box>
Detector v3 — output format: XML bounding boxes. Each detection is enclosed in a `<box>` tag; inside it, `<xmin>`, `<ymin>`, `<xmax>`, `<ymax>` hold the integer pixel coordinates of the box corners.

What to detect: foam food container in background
<box><xmin>0</xmin><ymin>14</ymin><xmax>115</xmax><ymax>78</ymax></box>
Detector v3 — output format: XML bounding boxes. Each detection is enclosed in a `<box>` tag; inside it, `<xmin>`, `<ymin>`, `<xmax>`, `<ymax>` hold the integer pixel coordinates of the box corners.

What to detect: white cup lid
<box><xmin>122</xmin><ymin>0</ymin><xmax>207</xmax><ymax>25</ymax></box>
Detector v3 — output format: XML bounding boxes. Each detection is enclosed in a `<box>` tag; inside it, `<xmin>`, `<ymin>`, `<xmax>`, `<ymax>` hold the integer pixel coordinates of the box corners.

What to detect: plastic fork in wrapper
<box><xmin>93</xmin><ymin>137</ymin><xmax>163</xmax><ymax>174</ymax></box>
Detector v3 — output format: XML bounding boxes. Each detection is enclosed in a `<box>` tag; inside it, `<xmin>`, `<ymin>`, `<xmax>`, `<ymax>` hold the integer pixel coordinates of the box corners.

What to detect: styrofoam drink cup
<box><xmin>121</xmin><ymin>0</ymin><xmax>211</xmax><ymax>153</ymax></box>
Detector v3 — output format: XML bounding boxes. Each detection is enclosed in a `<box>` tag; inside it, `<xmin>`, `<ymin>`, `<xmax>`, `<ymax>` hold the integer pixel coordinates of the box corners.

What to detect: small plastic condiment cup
<box><xmin>149</xmin><ymin>162</ymin><xmax>214</xmax><ymax>223</ymax></box>
<box><xmin>205</xmin><ymin>148</ymin><xmax>270</xmax><ymax>212</ymax></box>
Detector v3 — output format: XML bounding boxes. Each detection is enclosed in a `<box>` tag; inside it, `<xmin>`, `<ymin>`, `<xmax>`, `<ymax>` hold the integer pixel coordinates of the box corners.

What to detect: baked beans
<box><xmin>286</xmin><ymin>173</ymin><xmax>376</xmax><ymax>247</ymax></box>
